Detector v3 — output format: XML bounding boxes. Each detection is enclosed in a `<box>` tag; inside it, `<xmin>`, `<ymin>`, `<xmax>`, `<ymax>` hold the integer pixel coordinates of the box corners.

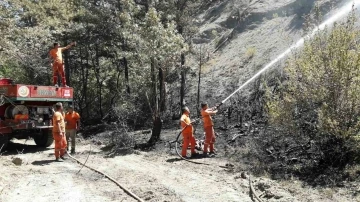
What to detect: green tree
<box><xmin>0</xmin><ymin>0</ymin><xmax>194</xmax><ymax>147</ymax></box>
<box><xmin>156</xmin><ymin>0</ymin><xmax>200</xmax><ymax>112</ymax></box>
<box><xmin>139</xmin><ymin>7</ymin><xmax>187</xmax><ymax>144</ymax></box>
<box><xmin>0</xmin><ymin>0</ymin><xmax>77</xmax><ymax>84</ymax></box>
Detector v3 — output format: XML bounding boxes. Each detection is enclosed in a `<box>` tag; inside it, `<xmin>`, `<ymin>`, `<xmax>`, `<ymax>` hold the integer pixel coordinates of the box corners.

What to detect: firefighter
<box><xmin>201</xmin><ymin>103</ymin><xmax>218</xmax><ymax>156</ymax></box>
<box><xmin>49</xmin><ymin>42</ymin><xmax>75</xmax><ymax>87</ymax></box>
<box><xmin>65</xmin><ymin>105</ymin><xmax>80</xmax><ymax>154</ymax></box>
<box><xmin>52</xmin><ymin>102</ymin><xmax>67</xmax><ymax>161</ymax></box>
<box><xmin>180</xmin><ymin>107</ymin><xmax>198</xmax><ymax>158</ymax></box>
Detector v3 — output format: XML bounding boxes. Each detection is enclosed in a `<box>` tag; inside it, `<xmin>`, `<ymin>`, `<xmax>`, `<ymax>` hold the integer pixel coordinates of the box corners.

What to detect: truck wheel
<box><xmin>0</xmin><ymin>134</ymin><xmax>9</xmax><ymax>151</ymax></box>
<box><xmin>34</xmin><ymin>129</ymin><xmax>53</xmax><ymax>147</ymax></box>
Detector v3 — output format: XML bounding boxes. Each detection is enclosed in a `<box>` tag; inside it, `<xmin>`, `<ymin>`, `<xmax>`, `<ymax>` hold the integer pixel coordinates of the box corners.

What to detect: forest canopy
<box><xmin>0</xmin><ymin>0</ymin><xmax>202</xmax><ymax>126</ymax></box>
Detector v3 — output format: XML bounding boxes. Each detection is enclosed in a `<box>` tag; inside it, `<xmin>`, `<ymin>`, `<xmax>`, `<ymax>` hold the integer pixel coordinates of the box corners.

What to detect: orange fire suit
<box><xmin>49</xmin><ymin>48</ymin><xmax>67</xmax><ymax>86</ymax></box>
<box><xmin>201</xmin><ymin>109</ymin><xmax>216</xmax><ymax>153</ymax></box>
<box><xmin>52</xmin><ymin>111</ymin><xmax>67</xmax><ymax>158</ymax></box>
<box><xmin>180</xmin><ymin>114</ymin><xmax>196</xmax><ymax>157</ymax></box>
<box><xmin>65</xmin><ymin>111</ymin><xmax>80</xmax><ymax>151</ymax></box>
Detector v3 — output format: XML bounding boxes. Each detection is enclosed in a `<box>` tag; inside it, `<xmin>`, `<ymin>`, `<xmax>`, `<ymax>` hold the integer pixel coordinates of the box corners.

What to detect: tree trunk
<box><xmin>150</xmin><ymin>57</ymin><xmax>157</xmax><ymax>106</ymax></box>
<box><xmin>122</xmin><ymin>38</ymin><xmax>130</xmax><ymax>95</ymax></box>
<box><xmin>148</xmin><ymin>116</ymin><xmax>162</xmax><ymax>145</ymax></box>
<box><xmin>79</xmin><ymin>47</ymin><xmax>84</xmax><ymax>116</ymax></box>
<box><xmin>93</xmin><ymin>45</ymin><xmax>103</xmax><ymax>118</ymax></box>
<box><xmin>177</xmin><ymin>21</ymin><xmax>186</xmax><ymax>113</ymax></box>
<box><xmin>159</xmin><ymin>67</ymin><xmax>166</xmax><ymax>112</ymax></box>
<box><xmin>148</xmin><ymin>57</ymin><xmax>161</xmax><ymax>145</ymax></box>
<box><xmin>64</xmin><ymin>50</ymin><xmax>70</xmax><ymax>86</ymax></box>
<box><xmin>197</xmin><ymin>46</ymin><xmax>202</xmax><ymax>116</ymax></box>
<box><xmin>110</xmin><ymin>61</ymin><xmax>122</xmax><ymax>107</ymax></box>
<box><xmin>124</xmin><ymin>57</ymin><xmax>130</xmax><ymax>94</ymax></box>
<box><xmin>84</xmin><ymin>47</ymin><xmax>90</xmax><ymax>119</ymax></box>
<box><xmin>180</xmin><ymin>53</ymin><xmax>186</xmax><ymax>112</ymax></box>
<box><xmin>145</xmin><ymin>0</ymin><xmax>152</xmax><ymax>12</ymax></box>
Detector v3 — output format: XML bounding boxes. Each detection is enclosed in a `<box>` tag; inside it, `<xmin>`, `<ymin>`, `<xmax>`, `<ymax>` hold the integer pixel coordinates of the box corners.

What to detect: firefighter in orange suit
<box><xmin>49</xmin><ymin>42</ymin><xmax>75</xmax><ymax>87</ymax></box>
<box><xmin>52</xmin><ymin>102</ymin><xmax>67</xmax><ymax>161</ymax></box>
<box><xmin>201</xmin><ymin>103</ymin><xmax>218</xmax><ymax>156</ymax></box>
<box><xmin>65</xmin><ymin>105</ymin><xmax>80</xmax><ymax>154</ymax></box>
<box><xmin>180</xmin><ymin>107</ymin><xmax>198</xmax><ymax>158</ymax></box>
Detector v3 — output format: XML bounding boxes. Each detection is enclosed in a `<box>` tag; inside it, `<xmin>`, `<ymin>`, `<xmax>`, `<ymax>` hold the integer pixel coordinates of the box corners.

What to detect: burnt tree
<box><xmin>148</xmin><ymin>58</ymin><xmax>162</xmax><ymax>145</ymax></box>
<box><xmin>159</xmin><ymin>67</ymin><xmax>166</xmax><ymax>112</ymax></box>
<box><xmin>180</xmin><ymin>53</ymin><xmax>186</xmax><ymax>111</ymax></box>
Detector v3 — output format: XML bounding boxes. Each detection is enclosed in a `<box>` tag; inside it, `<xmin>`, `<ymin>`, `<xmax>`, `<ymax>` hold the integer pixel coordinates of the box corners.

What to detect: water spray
<box><xmin>219</xmin><ymin>0</ymin><xmax>360</xmax><ymax>106</ymax></box>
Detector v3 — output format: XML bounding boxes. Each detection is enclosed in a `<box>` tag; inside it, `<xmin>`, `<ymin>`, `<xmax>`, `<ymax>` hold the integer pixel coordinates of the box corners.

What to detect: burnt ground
<box><xmin>1</xmin><ymin>124</ymin><xmax>359</xmax><ymax>202</ymax></box>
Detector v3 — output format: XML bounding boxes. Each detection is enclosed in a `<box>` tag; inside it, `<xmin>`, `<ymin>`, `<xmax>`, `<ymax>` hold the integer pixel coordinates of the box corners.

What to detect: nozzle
<box><xmin>214</xmin><ymin>102</ymin><xmax>223</xmax><ymax>109</ymax></box>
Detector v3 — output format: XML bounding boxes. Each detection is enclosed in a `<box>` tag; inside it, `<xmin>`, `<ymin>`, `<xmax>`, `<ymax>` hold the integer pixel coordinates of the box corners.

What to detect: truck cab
<box><xmin>0</xmin><ymin>78</ymin><xmax>74</xmax><ymax>150</ymax></box>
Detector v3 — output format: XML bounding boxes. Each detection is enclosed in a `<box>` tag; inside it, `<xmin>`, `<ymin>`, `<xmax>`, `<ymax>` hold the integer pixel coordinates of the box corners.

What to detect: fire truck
<box><xmin>0</xmin><ymin>78</ymin><xmax>73</xmax><ymax>150</ymax></box>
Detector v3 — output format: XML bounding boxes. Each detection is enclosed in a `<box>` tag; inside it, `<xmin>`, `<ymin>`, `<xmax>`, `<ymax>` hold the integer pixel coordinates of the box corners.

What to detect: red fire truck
<box><xmin>0</xmin><ymin>78</ymin><xmax>73</xmax><ymax>150</ymax></box>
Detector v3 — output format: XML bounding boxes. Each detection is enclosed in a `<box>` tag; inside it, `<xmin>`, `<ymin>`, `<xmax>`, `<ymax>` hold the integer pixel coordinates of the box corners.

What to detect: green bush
<box><xmin>268</xmin><ymin>13</ymin><xmax>360</xmax><ymax>141</ymax></box>
<box><xmin>263</xmin><ymin>13</ymin><xmax>360</xmax><ymax>184</ymax></box>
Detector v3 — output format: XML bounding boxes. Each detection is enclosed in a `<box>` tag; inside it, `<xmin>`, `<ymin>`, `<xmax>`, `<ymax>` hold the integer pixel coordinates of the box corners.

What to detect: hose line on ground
<box><xmin>174</xmin><ymin>129</ymin><xmax>211</xmax><ymax>166</ymax></box>
<box><xmin>249</xmin><ymin>175</ymin><xmax>263</xmax><ymax>202</ymax></box>
<box><xmin>67</xmin><ymin>152</ymin><xmax>145</xmax><ymax>202</ymax></box>
<box><xmin>173</xmin><ymin>124</ymin><xmax>229</xmax><ymax>169</ymax></box>
<box><xmin>76</xmin><ymin>143</ymin><xmax>91</xmax><ymax>174</ymax></box>
<box><xmin>173</xmin><ymin>117</ymin><xmax>264</xmax><ymax>201</ymax></box>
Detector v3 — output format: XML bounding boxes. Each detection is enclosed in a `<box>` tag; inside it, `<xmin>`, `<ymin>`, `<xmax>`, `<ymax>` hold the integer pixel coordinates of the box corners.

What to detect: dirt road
<box><xmin>0</xmin><ymin>138</ymin><xmax>253</xmax><ymax>202</ymax></box>
<box><xmin>1</xmin><ymin>132</ymin><xmax>359</xmax><ymax>202</ymax></box>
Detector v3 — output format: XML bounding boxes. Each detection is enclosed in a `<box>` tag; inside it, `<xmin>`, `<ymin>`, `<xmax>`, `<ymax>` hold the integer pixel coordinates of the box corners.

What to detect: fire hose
<box><xmin>173</xmin><ymin>124</ymin><xmax>211</xmax><ymax>166</ymax></box>
<box><xmin>171</xmin><ymin>105</ymin><xmax>266</xmax><ymax>201</ymax></box>
<box><xmin>67</xmin><ymin>152</ymin><xmax>144</xmax><ymax>202</ymax></box>
<box><xmin>173</xmin><ymin>124</ymin><xmax>263</xmax><ymax>201</ymax></box>
<box><xmin>172</xmin><ymin>121</ymin><xmax>230</xmax><ymax>168</ymax></box>
<box><xmin>249</xmin><ymin>175</ymin><xmax>263</xmax><ymax>202</ymax></box>
<box><xmin>171</xmin><ymin>103</ymin><xmax>223</xmax><ymax>165</ymax></box>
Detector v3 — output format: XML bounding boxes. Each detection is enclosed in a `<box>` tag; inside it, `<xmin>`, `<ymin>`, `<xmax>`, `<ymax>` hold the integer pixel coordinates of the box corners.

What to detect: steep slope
<box><xmin>187</xmin><ymin>0</ymin><xmax>347</xmax><ymax>106</ymax></box>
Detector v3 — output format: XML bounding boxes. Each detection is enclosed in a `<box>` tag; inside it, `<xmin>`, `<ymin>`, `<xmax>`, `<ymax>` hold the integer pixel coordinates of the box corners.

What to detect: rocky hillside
<box><xmin>186</xmin><ymin>0</ymin><xmax>347</xmax><ymax>106</ymax></box>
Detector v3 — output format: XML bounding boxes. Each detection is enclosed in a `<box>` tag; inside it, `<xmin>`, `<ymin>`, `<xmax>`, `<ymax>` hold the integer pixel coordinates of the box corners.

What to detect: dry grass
<box><xmin>201</xmin><ymin>58</ymin><xmax>218</xmax><ymax>74</ymax></box>
<box><xmin>272</xmin><ymin>13</ymin><xmax>279</xmax><ymax>19</ymax></box>
<box><xmin>245</xmin><ymin>47</ymin><xmax>256</xmax><ymax>59</ymax></box>
<box><xmin>320</xmin><ymin>188</ymin><xmax>335</xmax><ymax>199</ymax></box>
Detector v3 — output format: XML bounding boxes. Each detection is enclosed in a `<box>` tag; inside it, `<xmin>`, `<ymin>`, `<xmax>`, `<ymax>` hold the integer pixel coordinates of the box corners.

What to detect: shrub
<box><xmin>245</xmin><ymin>47</ymin><xmax>256</xmax><ymax>59</ymax></box>
<box><xmin>264</xmin><ymin>12</ymin><xmax>360</xmax><ymax>184</ymax></box>
<box><xmin>272</xmin><ymin>13</ymin><xmax>279</xmax><ymax>19</ymax></box>
<box><xmin>268</xmin><ymin>13</ymin><xmax>360</xmax><ymax>140</ymax></box>
<box><xmin>211</xmin><ymin>29</ymin><xmax>218</xmax><ymax>38</ymax></box>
